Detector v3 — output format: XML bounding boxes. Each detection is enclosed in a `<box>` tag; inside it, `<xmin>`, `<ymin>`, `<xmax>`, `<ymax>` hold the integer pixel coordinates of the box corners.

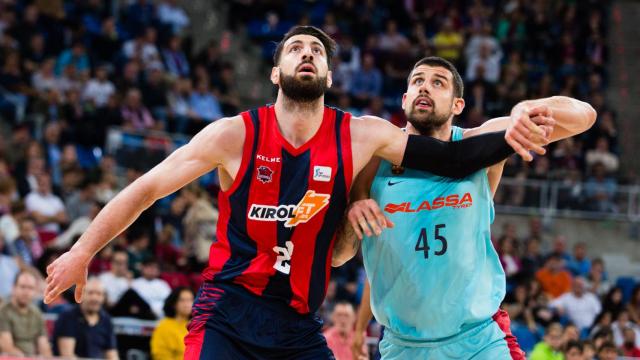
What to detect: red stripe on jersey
<box><xmin>234</xmin><ymin>107</ymin><xmax>281</xmax><ymax>294</ymax></box>
<box><xmin>340</xmin><ymin>112</ymin><xmax>353</xmax><ymax>191</ymax></box>
<box><xmin>288</xmin><ymin>108</ymin><xmax>338</xmax><ymax>313</ymax></box>
<box><xmin>203</xmin><ymin>112</ymin><xmax>255</xmax><ymax>280</ymax></box>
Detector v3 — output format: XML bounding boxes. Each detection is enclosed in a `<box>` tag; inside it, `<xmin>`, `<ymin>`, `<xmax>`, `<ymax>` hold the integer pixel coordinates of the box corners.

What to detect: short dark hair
<box><xmin>163</xmin><ymin>287</ymin><xmax>193</xmax><ymax>318</ymax></box>
<box><xmin>565</xmin><ymin>340</ymin><xmax>582</xmax><ymax>353</ymax></box>
<box><xmin>409</xmin><ymin>56</ymin><xmax>464</xmax><ymax>98</ymax></box>
<box><xmin>597</xmin><ymin>340</ymin><xmax>617</xmax><ymax>353</ymax></box>
<box><xmin>273</xmin><ymin>26</ymin><xmax>337</xmax><ymax>68</ymax></box>
<box><xmin>14</xmin><ymin>269</ymin><xmax>36</xmax><ymax>286</ymax></box>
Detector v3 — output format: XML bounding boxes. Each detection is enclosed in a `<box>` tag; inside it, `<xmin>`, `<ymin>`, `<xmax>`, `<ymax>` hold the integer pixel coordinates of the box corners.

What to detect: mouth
<box><xmin>414</xmin><ymin>96</ymin><xmax>434</xmax><ymax>110</ymax></box>
<box><xmin>297</xmin><ymin>63</ymin><xmax>317</xmax><ymax>76</ymax></box>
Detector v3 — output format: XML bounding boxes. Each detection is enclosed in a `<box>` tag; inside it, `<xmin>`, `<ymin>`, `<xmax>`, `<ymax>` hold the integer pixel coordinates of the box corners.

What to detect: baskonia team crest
<box><xmin>257</xmin><ymin>165</ymin><xmax>274</xmax><ymax>183</ymax></box>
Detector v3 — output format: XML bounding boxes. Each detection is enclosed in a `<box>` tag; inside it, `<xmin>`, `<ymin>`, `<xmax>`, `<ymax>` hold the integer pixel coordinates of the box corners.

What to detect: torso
<box><xmin>203</xmin><ymin>105</ymin><xmax>353</xmax><ymax>314</ymax></box>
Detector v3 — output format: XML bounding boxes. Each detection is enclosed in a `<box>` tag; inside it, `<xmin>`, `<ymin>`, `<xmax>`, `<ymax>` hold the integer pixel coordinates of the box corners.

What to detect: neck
<box><xmin>11</xmin><ymin>299</ymin><xmax>28</xmax><ymax>313</ymax></box>
<box><xmin>175</xmin><ymin>314</ymin><xmax>189</xmax><ymax>322</ymax></box>
<box><xmin>406</xmin><ymin>121</ymin><xmax>452</xmax><ymax>141</ymax></box>
<box><xmin>274</xmin><ymin>91</ymin><xmax>325</xmax><ymax>148</ymax></box>
<box><xmin>83</xmin><ymin>310</ymin><xmax>100</xmax><ymax>325</ymax></box>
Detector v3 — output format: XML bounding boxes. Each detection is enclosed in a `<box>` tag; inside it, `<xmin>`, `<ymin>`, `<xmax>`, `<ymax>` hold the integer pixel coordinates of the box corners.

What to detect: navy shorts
<box><xmin>184</xmin><ymin>281</ymin><xmax>335</xmax><ymax>360</ymax></box>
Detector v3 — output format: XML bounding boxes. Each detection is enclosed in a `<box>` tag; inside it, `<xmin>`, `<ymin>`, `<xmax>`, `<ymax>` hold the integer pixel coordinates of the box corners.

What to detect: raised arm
<box><xmin>44</xmin><ymin>116</ymin><xmax>245</xmax><ymax>304</ymax></box>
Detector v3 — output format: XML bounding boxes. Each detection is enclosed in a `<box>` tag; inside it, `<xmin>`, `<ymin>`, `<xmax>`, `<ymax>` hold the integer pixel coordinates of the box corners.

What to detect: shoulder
<box><xmin>350</xmin><ymin>115</ymin><xmax>396</xmax><ymax>137</ymax></box>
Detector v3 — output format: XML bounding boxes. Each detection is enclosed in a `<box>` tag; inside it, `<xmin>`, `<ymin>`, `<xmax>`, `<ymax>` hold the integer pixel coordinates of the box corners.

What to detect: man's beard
<box><xmin>279</xmin><ymin>70</ymin><xmax>327</xmax><ymax>103</ymax></box>
<box><xmin>406</xmin><ymin>104</ymin><xmax>451</xmax><ymax>136</ymax></box>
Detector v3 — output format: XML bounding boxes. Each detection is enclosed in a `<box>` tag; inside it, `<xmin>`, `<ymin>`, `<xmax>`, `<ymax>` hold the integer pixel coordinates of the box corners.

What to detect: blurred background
<box><xmin>0</xmin><ymin>0</ymin><xmax>639</xmax><ymax>359</ymax></box>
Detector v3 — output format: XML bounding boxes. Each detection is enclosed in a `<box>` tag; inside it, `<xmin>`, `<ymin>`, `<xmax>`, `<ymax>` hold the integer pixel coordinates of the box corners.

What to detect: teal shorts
<box><xmin>379</xmin><ymin>310</ymin><xmax>525</xmax><ymax>360</ymax></box>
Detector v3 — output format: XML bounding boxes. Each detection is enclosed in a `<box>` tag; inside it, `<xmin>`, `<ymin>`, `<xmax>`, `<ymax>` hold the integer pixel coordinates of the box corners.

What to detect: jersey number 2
<box><xmin>273</xmin><ymin>241</ymin><xmax>294</xmax><ymax>274</ymax></box>
<box><xmin>415</xmin><ymin>224</ymin><xmax>447</xmax><ymax>259</ymax></box>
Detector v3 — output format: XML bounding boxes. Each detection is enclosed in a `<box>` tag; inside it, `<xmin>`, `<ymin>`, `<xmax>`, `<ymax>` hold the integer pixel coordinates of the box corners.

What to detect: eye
<box><xmin>414</xmin><ymin>78</ymin><xmax>424</xmax><ymax>85</ymax></box>
<box><xmin>313</xmin><ymin>48</ymin><xmax>322</xmax><ymax>55</ymax></box>
<box><xmin>291</xmin><ymin>45</ymin><xmax>300</xmax><ymax>52</ymax></box>
<box><xmin>434</xmin><ymin>79</ymin><xmax>443</xmax><ymax>87</ymax></box>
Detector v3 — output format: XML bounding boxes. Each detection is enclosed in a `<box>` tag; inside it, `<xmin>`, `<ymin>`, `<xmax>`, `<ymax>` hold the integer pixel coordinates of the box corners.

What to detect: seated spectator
<box><xmin>590</xmin><ymin>311</ymin><xmax>613</xmax><ymax>339</ymax></box>
<box><xmin>55</xmin><ymin>41</ymin><xmax>90</xmax><ymax>77</ymax></box>
<box><xmin>123</xmin><ymin>27</ymin><xmax>162</xmax><ymax>70</ymax></box>
<box><xmin>601</xmin><ymin>287</ymin><xmax>625</xmax><ymax>320</ymax></box>
<box><xmin>567</xmin><ymin>242</ymin><xmax>591</xmax><ymax>277</ymax></box>
<box><xmin>131</xmin><ymin>258</ymin><xmax>172</xmax><ymax>318</ymax></box>
<box><xmin>162</xmin><ymin>35</ymin><xmax>190</xmax><ymax>78</ymax></box>
<box><xmin>466</xmin><ymin>40</ymin><xmax>502</xmax><ymax>83</ymax></box>
<box><xmin>585</xmin><ymin>258</ymin><xmax>611</xmax><ymax>297</ymax></box>
<box><xmin>584</xmin><ymin>162</ymin><xmax>618</xmax><ymax>213</ymax></box>
<box><xmin>550</xmin><ymin>277</ymin><xmax>601</xmax><ymax>332</ymax></box>
<box><xmin>376</xmin><ymin>20</ymin><xmax>409</xmax><ymax>53</ymax></box>
<box><xmin>563</xmin><ymin>340</ymin><xmax>582</xmax><ymax>360</ymax></box>
<box><xmin>127</xmin><ymin>230</ymin><xmax>153</xmax><ymax>276</ymax></box>
<box><xmin>121</xmin><ymin>87</ymin><xmax>156</xmax><ymax>131</ymax></box>
<box><xmin>432</xmin><ymin>18</ymin><xmax>464</xmax><ymax>64</ymax></box>
<box><xmin>611</xmin><ymin>310</ymin><xmax>640</xmax><ymax>347</ymax></box>
<box><xmin>150</xmin><ymin>287</ymin><xmax>194</xmax><ymax>360</ymax></box>
<box><xmin>12</xmin><ymin>217</ymin><xmax>43</xmax><ymax>266</ymax></box>
<box><xmin>189</xmin><ymin>79</ymin><xmax>223</xmax><ymax>124</ymax></box>
<box><xmin>53</xmin><ymin>278</ymin><xmax>118</xmax><ymax>359</ymax></box>
<box><xmin>98</xmin><ymin>248</ymin><xmax>132</xmax><ymax>308</ymax></box>
<box><xmin>549</xmin><ymin>235</ymin><xmax>571</xmax><ymax>265</ymax></box>
<box><xmin>0</xmin><ymin>200</ymin><xmax>27</xmax><ymax>247</ymax></box>
<box><xmin>0</xmin><ymin>270</ymin><xmax>51</xmax><ymax>357</ymax></box>
<box><xmin>585</xmin><ymin>137</ymin><xmax>619</xmax><ymax>174</ymax></box>
<box><xmin>31</xmin><ymin>58</ymin><xmax>61</xmax><ymax>94</ymax></box>
<box><xmin>529</xmin><ymin>322</ymin><xmax>565</xmax><ymax>360</ymax></box>
<box><xmin>323</xmin><ymin>301</ymin><xmax>367</xmax><ymax>360</ymax></box>
<box><xmin>349</xmin><ymin>53</ymin><xmax>382</xmax><ymax>107</ymax></box>
<box><xmin>497</xmin><ymin>235</ymin><xmax>521</xmax><ymax>281</ymax></box>
<box><xmin>621</xmin><ymin>327</ymin><xmax>640</xmax><ymax>357</ymax></box>
<box><xmin>83</xmin><ymin>65</ymin><xmax>116</xmax><ymax>107</ymax></box>
<box><xmin>25</xmin><ymin>173</ymin><xmax>67</xmax><ymax>236</ymax></box>
<box><xmin>0</xmin><ymin>234</ymin><xmax>20</xmax><ymax>299</ymax></box>
<box><xmin>520</xmin><ymin>237</ymin><xmax>544</xmax><ymax>281</ymax></box>
<box><xmin>596</xmin><ymin>341</ymin><xmax>618</xmax><ymax>360</ymax></box>
<box><xmin>536</xmin><ymin>255</ymin><xmax>573</xmax><ymax>299</ymax></box>
<box><xmin>157</xmin><ymin>0</ymin><xmax>190</xmax><ymax>34</ymax></box>
<box><xmin>503</xmin><ymin>284</ymin><xmax>537</xmax><ymax>330</ymax></box>
<box><xmin>582</xmin><ymin>340</ymin><xmax>596</xmax><ymax>360</ymax></box>
<box><xmin>628</xmin><ymin>286</ymin><xmax>640</xmax><ymax>324</ymax></box>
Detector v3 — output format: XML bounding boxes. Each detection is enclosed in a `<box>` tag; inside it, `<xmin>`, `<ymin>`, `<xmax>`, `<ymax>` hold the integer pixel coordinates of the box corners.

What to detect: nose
<box><xmin>301</xmin><ymin>46</ymin><xmax>314</xmax><ymax>61</ymax></box>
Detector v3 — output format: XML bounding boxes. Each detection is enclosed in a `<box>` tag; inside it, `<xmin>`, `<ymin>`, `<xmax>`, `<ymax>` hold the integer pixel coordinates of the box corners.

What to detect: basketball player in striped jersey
<box><xmin>43</xmin><ymin>27</ymin><xmax>549</xmax><ymax>359</ymax></box>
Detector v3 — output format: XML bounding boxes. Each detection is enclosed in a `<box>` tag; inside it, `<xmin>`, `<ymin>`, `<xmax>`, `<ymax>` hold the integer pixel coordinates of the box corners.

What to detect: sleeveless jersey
<box><xmin>202</xmin><ymin>105</ymin><xmax>353</xmax><ymax>314</ymax></box>
<box><xmin>361</xmin><ymin>126</ymin><xmax>505</xmax><ymax>341</ymax></box>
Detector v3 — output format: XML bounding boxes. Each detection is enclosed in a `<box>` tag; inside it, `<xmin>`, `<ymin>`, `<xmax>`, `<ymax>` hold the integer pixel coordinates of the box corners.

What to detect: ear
<box><xmin>326</xmin><ymin>70</ymin><xmax>333</xmax><ymax>89</ymax></box>
<box><xmin>401</xmin><ymin>93</ymin><xmax>407</xmax><ymax>110</ymax></box>
<box><xmin>451</xmin><ymin>97</ymin><xmax>465</xmax><ymax>116</ymax></box>
<box><xmin>270</xmin><ymin>67</ymin><xmax>280</xmax><ymax>86</ymax></box>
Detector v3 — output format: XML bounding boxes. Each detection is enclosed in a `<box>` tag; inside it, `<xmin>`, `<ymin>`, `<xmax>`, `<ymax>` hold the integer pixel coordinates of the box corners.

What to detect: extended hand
<box><xmin>44</xmin><ymin>249</ymin><xmax>91</xmax><ymax>304</ymax></box>
<box><xmin>506</xmin><ymin>105</ymin><xmax>556</xmax><ymax>161</ymax></box>
<box><xmin>347</xmin><ymin>199</ymin><xmax>394</xmax><ymax>239</ymax></box>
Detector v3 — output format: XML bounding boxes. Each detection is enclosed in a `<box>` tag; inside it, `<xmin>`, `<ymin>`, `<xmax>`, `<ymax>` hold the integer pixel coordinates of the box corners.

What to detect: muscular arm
<box><xmin>57</xmin><ymin>337</ymin><xmax>76</xmax><ymax>357</ymax></box>
<box><xmin>37</xmin><ymin>335</ymin><xmax>52</xmax><ymax>357</ymax></box>
<box><xmin>44</xmin><ymin>116</ymin><xmax>245</xmax><ymax>303</ymax></box>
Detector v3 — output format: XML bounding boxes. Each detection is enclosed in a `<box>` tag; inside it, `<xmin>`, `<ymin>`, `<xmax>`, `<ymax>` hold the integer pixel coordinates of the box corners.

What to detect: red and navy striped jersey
<box><xmin>203</xmin><ymin>105</ymin><xmax>353</xmax><ymax>314</ymax></box>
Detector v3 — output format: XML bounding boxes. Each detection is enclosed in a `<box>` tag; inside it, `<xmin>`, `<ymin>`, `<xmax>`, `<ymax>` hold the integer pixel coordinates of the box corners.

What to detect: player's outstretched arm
<box><xmin>351</xmin><ymin>115</ymin><xmax>543</xmax><ymax>179</ymax></box>
<box><xmin>44</xmin><ymin>116</ymin><xmax>245</xmax><ymax>304</ymax></box>
<box><xmin>464</xmin><ymin>96</ymin><xmax>596</xmax><ymax>143</ymax></box>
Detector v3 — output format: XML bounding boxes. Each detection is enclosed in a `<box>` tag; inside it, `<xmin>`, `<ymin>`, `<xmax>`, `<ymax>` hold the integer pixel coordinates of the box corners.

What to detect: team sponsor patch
<box><xmin>248</xmin><ymin>190</ymin><xmax>330</xmax><ymax>227</ymax></box>
<box><xmin>384</xmin><ymin>193</ymin><xmax>473</xmax><ymax>213</ymax></box>
<box><xmin>313</xmin><ymin>166</ymin><xmax>332</xmax><ymax>182</ymax></box>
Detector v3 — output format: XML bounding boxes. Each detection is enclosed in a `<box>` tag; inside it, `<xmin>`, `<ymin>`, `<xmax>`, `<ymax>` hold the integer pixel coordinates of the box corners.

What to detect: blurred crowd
<box><xmin>0</xmin><ymin>0</ymin><xmax>633</xmax><ymax>359</ymax></box>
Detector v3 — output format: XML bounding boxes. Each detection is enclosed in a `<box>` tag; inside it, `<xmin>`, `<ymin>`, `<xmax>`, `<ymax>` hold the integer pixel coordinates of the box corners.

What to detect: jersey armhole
<box><xmin>221</xmin><ymin>111</ymin><xmax>256</xmax><ymax>195</ymax></box>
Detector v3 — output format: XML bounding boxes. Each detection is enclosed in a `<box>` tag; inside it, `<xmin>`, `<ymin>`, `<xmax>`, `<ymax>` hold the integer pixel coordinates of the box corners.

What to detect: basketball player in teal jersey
<box><xmin>333</xmin><ymin>57</ymin><xmax>596</xmax><ymax>359</ymax></box>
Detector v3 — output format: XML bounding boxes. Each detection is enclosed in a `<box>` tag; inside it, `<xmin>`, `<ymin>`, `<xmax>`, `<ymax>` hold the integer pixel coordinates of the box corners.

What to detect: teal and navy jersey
<box><xmin>362</xmin><ymin>126</ymin><xmax>506</xmax><ymax>342</ymax></box>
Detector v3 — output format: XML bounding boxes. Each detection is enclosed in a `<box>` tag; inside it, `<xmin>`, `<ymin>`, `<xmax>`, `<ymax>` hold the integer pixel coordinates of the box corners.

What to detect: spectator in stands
<box><xmin>31</xmin><ymin>58</ymin><xmax>60</xmax><ymax>94</ymax></box>
<box><xmin>520</xmin><ymin>237</ymin><xmax>545</xmax><ymax>281</ymax></box>
<box><xmin>550</xmin><ymin>277</ymin><xmax>601</xmax><ymax>332</ymax></box>
<box><xmin>583</xmin><ymin>340</ymin><xmax>596</xmax><ymax>360</ymax></box>
<box><xmin>123</xmin><ymin>27</ymin><xmax>162</xmax><ymax>71</ymax></box>
<box><xmin>629</xmin><ymin>286</ymin><xmax>640</xmax><ymax>324</ymax></box>
<box><xmin>466</xmin><ymin>39</ymin><xmax>502</xmax><ymax>83</ymax></box>
<box><xmin>167</xmin><ymin>76</ymin><xmax>196</xmax><ymax>134</ymax></box>
<box><xmin>503</xmin><ymin>284</ymin><xmax>537</xmax><ymax>331</ymax></box>
<box><xmin>188</xmin><ymin>79</ymin><xmax>223</xmax><ymax>125</ymax></box>
<box><xmin>586</xmin><ymin>137</ymin><xmax>619</xmax><ymax>174</ymax></box>
<box><xmin>563</xmin><ymin>340</ymin><xmax>582</xmax><ymax>360</ymax></box>
<box><xmin>182</xmin><ymin>183</ymin><xmax>218</xmax><ymax>264</ymax></box>
<box><xmin>0</xmin><ymin>200</ymin><xmax>26</xmax><ymax>247</ymax></box>
<box><xmin>536</xmin><ymin>255</ymin><xmax>573</xmax><ymax>299</ymax></box>
<box><xmin>584</xmin><ymin>162</ymin><xmax>618</xmax><ymax>213</ymax></box>
<box><xmin>150</xmin><ymin>287</ymin><xmax>194</xmax><ymax>360</ymax></box>
<box><xmin>52</xmin><ymin>200</ymin><xmax>102</xmax><ymax>250</ymax></box>
<box><xmin>621</xmin><ymin>327</ymin><xmax>640</xmax><ymax>357</ymax></box>
<box><xmin>83</xmin><ymin>64</ymin><xmax>116</xmax><ymax>107</ymax></box>
<box><xmin>376</xmin><ymin>20</ymin><xmax>409</xmax><ymax>53</ymax></box>
<box><xmin>127</xmin><ymin>230</ymin><xmax>152</xmax><ymax>276</ymax></box>
<box><xmin>529</xmin><ymin>322</ymin><xmax>565</xmax><ymax>360</ymax></box>
<box><xmin>567</xmin><ymin>242</ymin><xmax>591</xmax><ymax>277</ymax></box>
<box><xmin>121</xmin><ymin>87</ymin><xmax>156</xmax><ymax>131</ymax></box>
<box><xmin>549</xmin><ymin>235</ymin><xmax>571</xmax><ymax>265</ymax></box>
<box><xmin>433</xmin><ymin>18</ymin><xmax>464</xmax><ymax>64</ymax></box>
<box><xmin>132</xmin><ymin>258</ymin><xmax>172</xmax><ymax>318</ymax></box>
<box><xmin>611</xmin><ymin>310</ymin><xmax>640</xmax><ymax>348</ymax></box>
<box><xmin>162</xmin><ymin>35</ymin><xmax>190</xmax><ymax>78</ymax></box>
<box><xmin>586</xmin><ymin>258</ymin><xmax>611</xmax><ymax>297</ymax></box>
<box><xmin>0</xmin><ymin>270</ymin><xmax>51</xmax><ymax>357</ymax></box>
<box><xmin>98</xmin><ymin>248</ymin><xmax>131</xmax><ymax>308</ymax></box>
<box><xmin>141</xmin><ymin>65</ymin><xmax>169</xmax><ymax>122</ymax></box>
<box><xmin>25</xmin><ymin>173</ymin><xmax>67</xmax><ymax>235</ymax></box>
<box><xmin>596</xmin><ymin>341</ymin><xmax>618</xmax><ymax>360</ymax></box>
<box><xmin>602</xmin><ymin>287</ymin><xmax>626</xmax><ymax>321</ymax></box>
<box><xmin>323</xmin><ymin>301</ymin><xmax>367</xmax><ymax>360</ymax></box>
<box><xmin>349</xmin><ymin>53</ymin><xmax>382</xmax><ymax>107</ymax></box>
<box><xmin>589</xmin><ymin>311</ymin><xmax>613</xmax><ymax>340</ymax></box>
<box><xmin>53</xmin><ymin>278</ymin><xmax>118</xmax><ymax>359</ymax></box>
<box><xmin>12</xmin><ymin>217</ymin><xmax>43</xmax><ymax>266</ymax></box>
<box><xmin>0</xmin><ymin>233</ymin><xmax>20</xmax><ymax>299</ymax></box>
<box><xmin>55</xmin><ymin>41</ymin><xmax>90</xmax><ymax>77</ymax></box>
<box><xmin>497</xmin><ymin>235</ymin><xmax>521</xmax><ymax>281</ymax></box>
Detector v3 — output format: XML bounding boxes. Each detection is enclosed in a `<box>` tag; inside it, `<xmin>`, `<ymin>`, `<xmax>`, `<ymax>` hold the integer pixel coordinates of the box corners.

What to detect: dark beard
<box><xmin>279</xmin><ymin>70</ymin><xmax>327</xmax><ymax>103</ymax></box>
<box><xmin>406</xmin><ymin>110</ymin><xmax>451</xmax><ymax>136</ymax></box>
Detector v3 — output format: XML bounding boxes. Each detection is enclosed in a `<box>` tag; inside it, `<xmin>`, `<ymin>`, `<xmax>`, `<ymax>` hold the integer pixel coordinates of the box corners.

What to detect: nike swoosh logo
<box><xmin>387</xmin><ymin>180</ymin><xmax>405</xmax><ymax>186</ymax></box>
